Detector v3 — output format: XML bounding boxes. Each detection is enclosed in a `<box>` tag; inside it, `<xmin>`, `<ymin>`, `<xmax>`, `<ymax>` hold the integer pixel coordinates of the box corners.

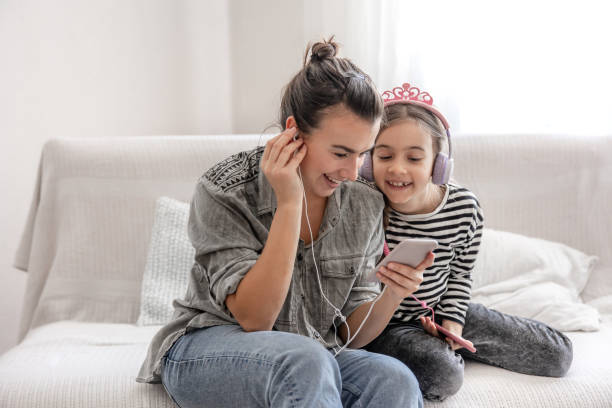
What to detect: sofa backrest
<box><xmin>452</xmin><ymin>134</ymin><xmax>611</xmax><ymax>302</ymax></box>
<box><xmin>14</xmin><ymin>134</ymin><xmax>612</xmax><ymax>338</ymax></box>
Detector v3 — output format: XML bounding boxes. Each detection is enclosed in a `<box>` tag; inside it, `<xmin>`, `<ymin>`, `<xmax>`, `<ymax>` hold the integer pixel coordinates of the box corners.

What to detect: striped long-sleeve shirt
<box><xmin>385</xmin><ymin>183</ymin><xmax>484</xmax><ymax>326</ymax></box>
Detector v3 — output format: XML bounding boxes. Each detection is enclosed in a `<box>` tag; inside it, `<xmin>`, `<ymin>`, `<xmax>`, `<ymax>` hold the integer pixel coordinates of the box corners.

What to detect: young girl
<box><xmin>361</xmin><ymin>83</ymin><xmax>574</xmax><ymax>402</ymax></box>
<box><xmin>137</xmin><ymin>43</ymin><xmax>430</xmax><ymax>407</ymax></box>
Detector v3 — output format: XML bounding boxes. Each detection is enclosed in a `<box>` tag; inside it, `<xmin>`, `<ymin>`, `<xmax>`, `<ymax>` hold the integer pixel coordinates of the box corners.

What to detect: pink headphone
<box><xmin>359</xmin><ymin>83</ymin><xmax>453</xmax><ymax>185</ymax></box>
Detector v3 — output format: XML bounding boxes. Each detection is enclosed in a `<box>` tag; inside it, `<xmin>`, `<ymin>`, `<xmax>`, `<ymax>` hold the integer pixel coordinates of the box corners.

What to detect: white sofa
<box><xmin>1</xmin><ymin>134</ymin><xmax>611</xmax><ymax>408</ymax></box>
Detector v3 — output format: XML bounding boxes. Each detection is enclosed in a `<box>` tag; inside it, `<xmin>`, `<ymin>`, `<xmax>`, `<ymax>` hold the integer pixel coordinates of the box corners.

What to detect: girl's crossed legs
<box><xmin>365</xmin><ymin>303</ymin><xmax>573</xmax><ymax>401</ymax></box>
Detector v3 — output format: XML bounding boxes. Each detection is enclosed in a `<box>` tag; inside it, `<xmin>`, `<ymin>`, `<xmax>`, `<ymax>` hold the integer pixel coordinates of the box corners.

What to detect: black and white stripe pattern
<box><xmin>386</xmin><ymin>183</ymin><xmax>484</xmax><ymax>326</ymax></box>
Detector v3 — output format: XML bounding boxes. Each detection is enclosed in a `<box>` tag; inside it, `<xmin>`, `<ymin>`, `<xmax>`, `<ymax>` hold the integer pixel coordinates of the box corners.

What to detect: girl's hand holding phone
<box><xmin>420</xmin><ymin>316</ymin><xmax>476</xmax><ymax>352</ymax></box>
<box><xmin>260</xmin><ymin>127</ymin><xmax>307</xmax><ymax>206</ymax></box>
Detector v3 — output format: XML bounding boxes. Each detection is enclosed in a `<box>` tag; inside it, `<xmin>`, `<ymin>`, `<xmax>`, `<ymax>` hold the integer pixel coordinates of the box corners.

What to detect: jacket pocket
<box><xmin>318</xmin><ymin>256</ymin><xmax>364</xmax><ymax>328</ymax></box>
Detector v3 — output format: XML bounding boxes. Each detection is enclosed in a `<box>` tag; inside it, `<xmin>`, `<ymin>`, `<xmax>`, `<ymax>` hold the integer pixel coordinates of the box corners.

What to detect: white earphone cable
<box><xmin>297</xmin><ymin>165</ymin><xmax>385</xmax><ymax>355</ymax></box>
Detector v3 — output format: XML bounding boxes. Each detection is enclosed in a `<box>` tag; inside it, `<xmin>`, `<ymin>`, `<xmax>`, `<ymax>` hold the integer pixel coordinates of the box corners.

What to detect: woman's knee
<box><xmin>280</xmin><ymin>336</ymin><xmax>339</xmax><ymax>379</ymax></box>
<box><xmin>162</xmin><ymin>332</ymin><xmax>342</xmax><ymax>407</ymax></box>
<box><xmin>269</xmin><ymin>336</ymin><xmax>342</xmax><ymax>405</ymax></box>
<box><xmin>365</xmin><ymin>354</ymin><xmax>423</xmax><ymax>406</ymax></box>
<box><xmin>382</xmin><ymin>356</ymin><xmax>421</xmax><ymax>392</ymax></box>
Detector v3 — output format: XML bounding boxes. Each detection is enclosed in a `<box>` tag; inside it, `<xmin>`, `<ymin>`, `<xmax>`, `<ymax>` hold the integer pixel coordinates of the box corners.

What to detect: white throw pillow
<box><xmin>471</xmin><ymin>228</ymin><xmax>600</xmax><ymax>332</ymax></box>
<box><xmin>136</xmin><ymin>197</ymin><xmax>194</xmax><ymax>326</ymax></box>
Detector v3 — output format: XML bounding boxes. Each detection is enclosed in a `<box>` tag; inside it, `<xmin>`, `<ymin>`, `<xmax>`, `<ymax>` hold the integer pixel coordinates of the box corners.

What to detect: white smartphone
<box><xmin>365</xmin><ymin>238</ymin><xmax>438</xmax><ymax>283</ymax></box>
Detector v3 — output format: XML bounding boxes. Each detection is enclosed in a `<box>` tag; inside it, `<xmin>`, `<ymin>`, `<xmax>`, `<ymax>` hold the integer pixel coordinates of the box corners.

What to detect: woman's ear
<box><xmin>285</xmin><ymin>116</ymin><xmax>298</xmax><ymax>131</ymax></box>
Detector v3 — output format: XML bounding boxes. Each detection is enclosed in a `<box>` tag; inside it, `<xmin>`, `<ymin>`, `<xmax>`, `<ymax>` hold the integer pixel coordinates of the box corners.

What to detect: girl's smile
<box><xmin>385</xmin><ymin>180</ymin><xmax>413</xmax><ymax>189</ymax></box>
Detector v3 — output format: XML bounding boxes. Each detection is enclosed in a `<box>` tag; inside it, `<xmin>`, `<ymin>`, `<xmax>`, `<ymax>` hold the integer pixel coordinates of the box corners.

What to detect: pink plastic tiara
<box><xmin>381</xmin><ymin>82</ymin><xmax>450</xmax><ymax>130</ymax></box>
<box><xmin>382</xmin><ymin>83</ymin><xmax>434</xmax><ymax>106</ymax></box>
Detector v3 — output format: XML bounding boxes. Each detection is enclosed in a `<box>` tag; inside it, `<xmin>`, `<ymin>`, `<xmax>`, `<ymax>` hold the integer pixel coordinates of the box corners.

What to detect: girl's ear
<box><xmin>285</xmin><ymin>116</ymin><xmax>298</xmax><ymax>131</ymax></box>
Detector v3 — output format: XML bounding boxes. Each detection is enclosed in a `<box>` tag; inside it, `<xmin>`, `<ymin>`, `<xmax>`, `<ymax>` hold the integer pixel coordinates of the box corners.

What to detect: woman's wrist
<box><xmin>380</xmin><ymin>285</ymin><xmax>404</xmax><ymax>309</ymax></box>
<box><xmin>276</xmin><ymin>198</ymin><xmax>302</xmax><ymax>210</ymax></box>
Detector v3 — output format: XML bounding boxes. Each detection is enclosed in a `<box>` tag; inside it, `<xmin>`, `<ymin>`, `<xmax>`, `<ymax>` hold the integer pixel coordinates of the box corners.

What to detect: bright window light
<box><xmin>384</xmin><ymin>0</ymin><xmax>612</xmax><ymax>135</ymax></box>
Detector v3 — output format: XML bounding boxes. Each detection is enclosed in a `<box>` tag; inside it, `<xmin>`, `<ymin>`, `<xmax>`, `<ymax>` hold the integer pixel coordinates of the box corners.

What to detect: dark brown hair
<box><xmin>381</xmin><ymin>103</ymin><xmax>446</xmax><ymax>155</ymax></box>
<box><xmin>279</xmin><ymin>37</ymin><xmax>383</xmax><ymax>133</ymax></box>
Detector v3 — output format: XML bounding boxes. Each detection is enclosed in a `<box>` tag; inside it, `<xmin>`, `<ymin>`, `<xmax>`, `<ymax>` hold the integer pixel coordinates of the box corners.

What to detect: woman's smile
<box><xmin>324</xmin><ymin>173</ymin><xmax>344</xmax><ymax>188</ymax></box>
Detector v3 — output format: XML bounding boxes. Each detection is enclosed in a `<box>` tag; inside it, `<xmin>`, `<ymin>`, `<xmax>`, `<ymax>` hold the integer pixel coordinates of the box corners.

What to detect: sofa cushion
<box><xmin>471</xmin><ymin>228</ymin><xmax>600</xmax><ymax>332</ymax></box>
<box><xmin>0</xmin><ymin>322</ymin><xmax>175</xmax><ymax>408</ymax></box>
<box><xmin>472</xmin><ymin>229</ymin><xmax>598</xmax><ymax>291</ymax></box>
<box><xmin>137</xmin><ymin>197</ymin><xmax>193</xmax><ymax>326</ymax></box>
<box><xmin>1</xmin><ymin>321</ymin><xmax>611</xmax><ymax>408</ymax></box>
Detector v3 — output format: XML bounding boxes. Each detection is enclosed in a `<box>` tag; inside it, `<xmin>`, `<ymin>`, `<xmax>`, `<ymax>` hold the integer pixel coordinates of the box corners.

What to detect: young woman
<box><xmin>137</xmin><ymin>40</ymin><xmax>432</xmax><ymax>408</ymax></box>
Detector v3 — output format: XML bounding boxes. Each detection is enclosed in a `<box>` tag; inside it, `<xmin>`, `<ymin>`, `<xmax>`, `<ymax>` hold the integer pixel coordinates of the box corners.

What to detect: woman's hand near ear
<box><xmin>226</xmin><ymin>127</ymin><xmax>306</xmax><ymax>332</ymax></box>
<box><xmin>260</xmin><ymin>127</ymin><xmax>307</xmax><ymax>207</ymax></box>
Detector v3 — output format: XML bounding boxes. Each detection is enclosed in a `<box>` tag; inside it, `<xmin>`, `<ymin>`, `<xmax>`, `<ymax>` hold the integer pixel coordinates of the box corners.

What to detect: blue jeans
<box><xmin>161</xmin><ymin>325</ymin><xmax>423</xmax><ymax>408</ymax></box>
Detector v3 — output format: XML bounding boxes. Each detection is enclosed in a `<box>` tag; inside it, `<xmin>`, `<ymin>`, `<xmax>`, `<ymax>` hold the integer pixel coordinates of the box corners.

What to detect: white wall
<box><xmin>0</xmin><ymin>0</ymin><xmax>232</xmax><ymax>355</ymax></box>
<box><xmin>228</xmin><ymin>0</ymin><xmax>304</xmax><ymax>133</ymax></box>
<box><xmin>227</xmin><ymin>0</ymin><xmax>389</xmax><ymax>134</ymax></box>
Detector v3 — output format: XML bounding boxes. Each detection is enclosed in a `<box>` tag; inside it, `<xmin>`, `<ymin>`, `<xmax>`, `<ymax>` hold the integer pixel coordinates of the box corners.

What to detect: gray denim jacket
<box><xmin>137</xmin><ymin>147</ymin><xmax>384</xmax><ymax>383</ymax></box>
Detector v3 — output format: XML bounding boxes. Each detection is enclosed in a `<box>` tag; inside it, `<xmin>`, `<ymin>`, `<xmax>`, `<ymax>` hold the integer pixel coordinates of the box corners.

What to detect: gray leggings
<box><xmin>364</xmin><ymin>303</ymin><xmax>573</xmax><ymax>401</ymax></box>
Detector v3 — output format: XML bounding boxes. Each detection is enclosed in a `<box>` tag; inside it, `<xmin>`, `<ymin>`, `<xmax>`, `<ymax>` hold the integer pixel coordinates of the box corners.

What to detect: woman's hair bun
<box><xmin>281</xmin><ymin>35</ymin><xmax>383</xmax><ymax>135</ymax></box>
<box><xmin>309</xmin><ymin>37</ymin><xmax>339</xmax><ymax>63</ymax></box>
